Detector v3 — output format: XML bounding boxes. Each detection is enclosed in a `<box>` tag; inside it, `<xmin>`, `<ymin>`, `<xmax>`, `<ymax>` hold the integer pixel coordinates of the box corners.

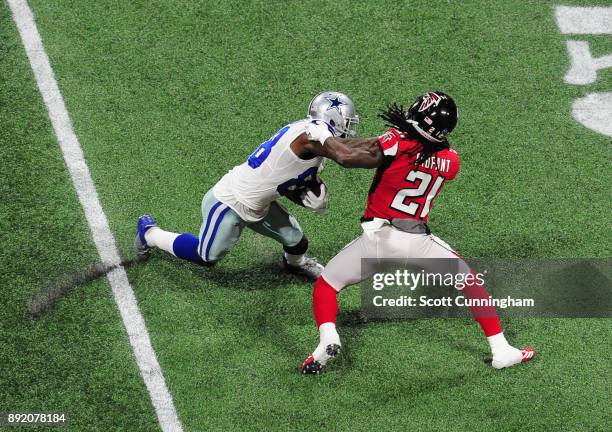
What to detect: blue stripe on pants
<box><xmin>199</xmin><ymin>201</ymin><xmax>222</xmax><ymax>257</ymax></box>
<box><xmin>205</xmin><ymin>206</ymin><xmax>231</xmax><ymax>261</ymax></box>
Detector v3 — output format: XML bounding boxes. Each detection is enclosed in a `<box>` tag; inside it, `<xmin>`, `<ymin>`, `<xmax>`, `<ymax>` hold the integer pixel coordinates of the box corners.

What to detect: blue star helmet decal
<box><xmin>325</xmin><ymin>96</ymin><xmax>346</xmax><ymax>112</ymax></box>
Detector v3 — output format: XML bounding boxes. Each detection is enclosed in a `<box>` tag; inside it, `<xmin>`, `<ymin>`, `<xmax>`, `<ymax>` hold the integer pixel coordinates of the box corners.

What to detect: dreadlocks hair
<box><xmin>378</xmin><ymin>103</ymin><xmax>449</xmax><ymax>165</ymax></box>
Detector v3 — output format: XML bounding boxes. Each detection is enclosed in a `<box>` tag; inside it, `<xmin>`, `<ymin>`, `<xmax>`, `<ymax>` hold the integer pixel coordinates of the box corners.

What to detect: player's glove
<box><xmin>302</xmin><ymin>182</ymin><xmax>329</xmax><ymax>215</ymax></box>
<box><xmin>305</xmin><ymin>120</ymin><xmax>335</xmax><ymax>145</ymax></box>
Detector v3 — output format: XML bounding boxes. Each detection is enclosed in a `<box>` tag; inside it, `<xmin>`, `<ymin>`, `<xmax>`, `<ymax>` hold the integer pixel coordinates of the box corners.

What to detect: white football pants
<box><xmin>322</xmin><ymin>221</ymin><xmax>471</xmax><ymax>291</ymax></box>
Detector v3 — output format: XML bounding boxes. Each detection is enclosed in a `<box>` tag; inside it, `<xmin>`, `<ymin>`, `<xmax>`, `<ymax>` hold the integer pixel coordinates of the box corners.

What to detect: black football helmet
<box><xmin>407</xmin><ymin>91</ymin><xmax>458</xmax><ymax>143</ymax></box>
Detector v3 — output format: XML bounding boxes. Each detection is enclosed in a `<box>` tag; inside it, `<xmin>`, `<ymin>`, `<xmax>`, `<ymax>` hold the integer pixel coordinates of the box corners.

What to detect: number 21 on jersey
<box><xmin>390</xmin><ymin>169</ymin><xmax>444</xmax><ymax>218</ymax></box>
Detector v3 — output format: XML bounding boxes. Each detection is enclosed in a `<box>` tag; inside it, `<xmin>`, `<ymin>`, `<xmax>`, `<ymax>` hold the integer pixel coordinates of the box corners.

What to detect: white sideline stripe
<box><xmin>555</xmin><ymin>6</ymin><xmax>612</xmax><ymax>34</ymax></box>
<box><xmin>7</xmin><ymin>1</ymin><xmax>183</xmax><ymax>431</ymax></box>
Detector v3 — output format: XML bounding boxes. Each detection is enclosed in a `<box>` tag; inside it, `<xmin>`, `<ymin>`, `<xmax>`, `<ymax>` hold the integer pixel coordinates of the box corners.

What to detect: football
<box><xmin>281</xmin><ymin>176</ymin><xmax>325</xmax><ymax>207</ymax></box>
<box><xmin>302</xmin><ymin>175</ymin><xmax>324</xmax><ymax>197</ymax></box>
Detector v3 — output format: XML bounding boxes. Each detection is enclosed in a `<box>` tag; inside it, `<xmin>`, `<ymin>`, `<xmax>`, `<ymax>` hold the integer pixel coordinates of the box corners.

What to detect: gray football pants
<box><xmin>197</xmin><ymin>189</ymin><xmax>304</xmax><ymax>263</ymax></box>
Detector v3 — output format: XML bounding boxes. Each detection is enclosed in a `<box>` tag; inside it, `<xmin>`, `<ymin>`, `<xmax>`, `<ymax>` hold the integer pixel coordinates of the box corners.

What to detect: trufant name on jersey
<box><xmin>414</xmin><ymin>153</ymin><xmax>452</xmax><ymax>173</ymax></box>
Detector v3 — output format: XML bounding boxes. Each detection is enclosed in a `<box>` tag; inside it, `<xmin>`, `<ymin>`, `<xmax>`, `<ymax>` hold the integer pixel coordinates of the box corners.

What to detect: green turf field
<box><xmin>1</xmin><ymin>0</ymin><xmax>611</xmax><ymax>430</ymax></box>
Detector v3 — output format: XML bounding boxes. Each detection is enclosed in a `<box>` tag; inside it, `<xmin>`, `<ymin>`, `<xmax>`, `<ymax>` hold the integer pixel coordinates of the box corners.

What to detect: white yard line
<box><xmin>7</xmin><ymin>1</ymin><xmax>183</xmax><ymax>430</ymax></box>
<box><xmin>555</xmin><ymin>6</ymin><xmax>612</xmax><ymax>34</ymax></box>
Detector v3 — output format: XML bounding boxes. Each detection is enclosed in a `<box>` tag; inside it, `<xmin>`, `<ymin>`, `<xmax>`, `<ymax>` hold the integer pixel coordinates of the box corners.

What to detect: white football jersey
<box><xmin>213</xmin><ymin>120</ymin><xmax>325</xmax><ymax>222</ymax></box>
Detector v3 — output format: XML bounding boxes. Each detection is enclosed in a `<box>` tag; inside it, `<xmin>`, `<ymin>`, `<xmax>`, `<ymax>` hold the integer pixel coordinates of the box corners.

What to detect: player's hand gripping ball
<box><xmin>282</xmin><ymin>176</ymin><xmax>329</xmax><ymax>215</ymax></box>
<box><xmin>301</xmin><ymin>176</ymin><xmax>328</xmax><ymax>215</ymax></box>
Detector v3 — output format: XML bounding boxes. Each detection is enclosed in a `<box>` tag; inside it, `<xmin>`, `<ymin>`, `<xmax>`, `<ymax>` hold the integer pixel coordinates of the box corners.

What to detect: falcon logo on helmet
<box><xmin>407</xmin><ymin>91</ymin><xmax>458</xmax><ymax>143</ymax></box>
<box><xmin>418</xmin><ymin>92</ymin><xmax>442</xmax><ymax>112</ymax></box>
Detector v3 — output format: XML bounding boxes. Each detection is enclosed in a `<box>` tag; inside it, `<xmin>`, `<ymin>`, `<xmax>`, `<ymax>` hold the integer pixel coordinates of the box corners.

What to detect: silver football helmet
<box><xmin>307</xmin><ymin>91</ymin><xmax>359</xmax><ymax>137</ymax></box>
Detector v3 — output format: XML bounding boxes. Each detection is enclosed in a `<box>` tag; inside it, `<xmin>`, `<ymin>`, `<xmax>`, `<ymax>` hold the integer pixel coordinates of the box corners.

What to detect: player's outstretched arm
<box><xmin>319</xmin><ymin>136</ymin><xmax>382</xmax><ymax>168</ymax></box>
<box><xmin>293</xmin><ymin>121</ymin><xmax>383</xmax><ymax>168</ymax></box>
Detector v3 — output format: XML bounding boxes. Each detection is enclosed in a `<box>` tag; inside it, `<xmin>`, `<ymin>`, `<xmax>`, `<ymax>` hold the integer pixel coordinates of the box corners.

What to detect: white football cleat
<box><xmin>280</xmin><ymin>255</ymin><xmax>324</xmax><ymax>281</ymax></box>
<box><xmin>490</xmin><ymin>346</ymin><xmax>536</xmax><ymax>369</ymax></box>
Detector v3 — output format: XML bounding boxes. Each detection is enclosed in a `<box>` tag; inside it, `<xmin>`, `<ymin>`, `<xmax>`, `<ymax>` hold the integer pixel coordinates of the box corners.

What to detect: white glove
<box><xmin>302</xmin><ymin>183</ymin><xmax>329</xmax><ymax>215</ymax></box>
<box><xmin>305</xmin><ymin>120</ymin><xmax>334</xmax><ymax>145</ymax></box>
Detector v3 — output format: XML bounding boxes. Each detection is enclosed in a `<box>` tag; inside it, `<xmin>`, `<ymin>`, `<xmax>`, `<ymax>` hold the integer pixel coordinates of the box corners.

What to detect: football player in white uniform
<box><xmin>135</xmin><ymin>91</ymin><xmax>378</xmax><ymax>279</ymax></box>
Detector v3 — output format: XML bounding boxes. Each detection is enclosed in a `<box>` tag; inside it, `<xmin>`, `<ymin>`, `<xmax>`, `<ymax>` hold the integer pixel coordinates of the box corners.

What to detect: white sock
<box><xmin>487</xmin><ymin>332</ymin><xmax>512</xmax><ymax>356</ymax></box>
<box><xmin>319</xmin><ymin>322</ymin><xmax>340</xmax><ymax>347</ymax></box>
<box><xmin>144</xmin><ymin>227</ymin><xmax>180</xmax><ymax>256</ymax></box>
<box><xmin>284</xmin><ymin>252</ymin><xmax>305</xmax><ymax>266</ymax></box>
<box><xmin>312</xmin><ymin>322</ymin><xmax>341</xmax><ymax>365</ymax></box>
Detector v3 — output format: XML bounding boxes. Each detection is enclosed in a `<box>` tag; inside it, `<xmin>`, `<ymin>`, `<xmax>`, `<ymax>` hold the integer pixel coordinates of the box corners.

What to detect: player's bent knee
<box><xmin>319</xmin><ymin>272</ymin><xmax>345</xmax><ymax>292</ymax></box>
<box><xmin>196</xmin><ymin>246</ymin><xmax>226</xmax><ymax>266</ymax></box>
<box><xmin>283</xmin><ymin>234</ymin><xmax>308</xmax><ymax>255</ymax></box>
<box><xmin>317</xmin><ymin>275</ymin><xmax>342</xmax><ymax>292</ymax></box>
<box><xmin>195</xmin><ymin>255</ymin><xmax>217</xmax><ymax>267</ymax></box>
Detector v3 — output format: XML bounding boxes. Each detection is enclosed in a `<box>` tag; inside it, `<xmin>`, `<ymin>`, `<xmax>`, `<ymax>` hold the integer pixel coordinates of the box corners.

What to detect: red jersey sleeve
<box><xmin>377</xmin><ymin>128</ymin><xmax>403</xmax><ymax>156</ymax></box>
<box><xmin>443</xmin><ymin>148</ymin><xmax>460</xmax><ymax>180</ymax></box>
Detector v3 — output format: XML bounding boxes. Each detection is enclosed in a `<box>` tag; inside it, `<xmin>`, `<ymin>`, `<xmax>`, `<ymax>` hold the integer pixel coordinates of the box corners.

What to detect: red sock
<box><xmin>463</xmin><ymin>271</ymin><xmax>502</xmax><ymax>337</ymax></box>
<box><xmin>313</xmin><ymin>276</ymin><xmax>338</xmax><ymax>328</ymax></box>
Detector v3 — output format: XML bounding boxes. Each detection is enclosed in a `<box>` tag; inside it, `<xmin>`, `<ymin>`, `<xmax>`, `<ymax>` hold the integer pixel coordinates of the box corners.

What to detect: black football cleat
<box><xmin>301</xmin><ymin>356</ymin><xmax>324</xmax><ymax>375</ymax></box>
<box><xmin>300</xmin><ymin>343</ymin><xmax>341</xmax><ymax>375</ymax></box>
